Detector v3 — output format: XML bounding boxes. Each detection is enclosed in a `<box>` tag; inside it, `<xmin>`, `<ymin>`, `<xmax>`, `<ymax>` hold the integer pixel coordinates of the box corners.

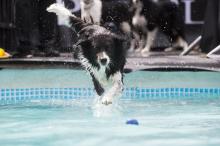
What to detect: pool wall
<box><xmin>1</xmin><ymin>69</ymin><xmax>220</xmax><ymax>105</ymax></box>
<box><xmin>1</xmin><ymin>87</ymin><xmax>220</xmax><ymax>105</ymax></box>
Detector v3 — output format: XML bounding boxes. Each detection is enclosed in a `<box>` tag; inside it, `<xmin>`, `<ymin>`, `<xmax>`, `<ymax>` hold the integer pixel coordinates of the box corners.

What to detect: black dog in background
<box><xmin>47</xmin><ymin>3</ymin><xmax>127</xmax><ymax>105</ymax></box>
<box><xmin>130</xmin><ymin>0</ymin><xmax>188</xmax><ymax>53</ymax></box>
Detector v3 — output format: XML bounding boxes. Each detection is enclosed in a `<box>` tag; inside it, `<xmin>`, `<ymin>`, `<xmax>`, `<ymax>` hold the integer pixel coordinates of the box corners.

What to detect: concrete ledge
<box><xmin>0</xmin><ymin>55</ymin><xmax>220</xmax><ymax>72</ymax></box>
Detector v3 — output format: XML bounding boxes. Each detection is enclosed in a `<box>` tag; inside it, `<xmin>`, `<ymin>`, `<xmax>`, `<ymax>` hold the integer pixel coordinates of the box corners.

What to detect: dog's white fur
<box><xmin>80</xmin><ymin>0</ymin><xmax>102</xmax><ymax>24</ymax></box>
<box><xmin>47</xmin><ymin>3</ymin><xmax>74</xmax><ymax>17</ymax></box>
<box><xmin>47</xmin><ymin>3</ymin><xmax>123</xmax><ymax>105</ymax></box>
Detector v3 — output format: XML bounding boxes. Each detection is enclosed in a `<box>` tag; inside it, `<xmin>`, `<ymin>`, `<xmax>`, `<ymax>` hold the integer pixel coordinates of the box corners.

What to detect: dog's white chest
<box><xmin>93</xmin><ymin>67</ymin><xmax>112</xmax><ymax>87</ymax></box>
<box><xmin>133</xmin><ymin>14</ymin><xmax>147</xmax><ymax>27</ymax></box>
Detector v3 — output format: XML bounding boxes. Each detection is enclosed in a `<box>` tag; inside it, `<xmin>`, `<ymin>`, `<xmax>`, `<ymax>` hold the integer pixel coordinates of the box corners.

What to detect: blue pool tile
<box><xmin>160</xmin><ymin>88</ymin><xmax>164</xmax><ymax>92</ymax></box>
<box><xmin>209</xmin><ymin>89</ymin><xmax>214</xmax><ymax>94</ymax></box>
<box><xmin>151</xmin><ymin>89</ymin><xmax>155</xmax><ymax>92</ymax></box>
<box><xmin>214</xmin><ymin>88</ymin><xmax>218</xmax><ymax>94</ymax></box>
<box><xmin>200</xmin><ymin>89</ymin><xmax>204</xmax><ymax>93</ymax></box>
<box><xmin>1</xmin><ymin>87</ymin><xmax>220</xmax><ymax>104</ymax></box>
<box><xmin>6</xmin><ymin>93</ymin><xmax>10</xmax><ymax>97</ymax></box>
<box><xmin>185</xmin><ymin>88</ymin><xmax>189</xmax><ymax>92</ymax></box>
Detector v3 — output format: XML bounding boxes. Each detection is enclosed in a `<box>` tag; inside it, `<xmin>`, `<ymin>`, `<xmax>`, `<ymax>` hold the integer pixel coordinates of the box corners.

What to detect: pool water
<box><xmin>0</xmin><ymin>99</ymin><xmax>220</xmax><ymax>146</ymax></box>
<box><xmin>0</xmin><ymin>69</ymin><xmax>220</xmax><ymax>88</ymax></box>
<box><xmin>0</xmin><ymin>69</ymin><xmax>220</xmax><ymax>146</ymax></box>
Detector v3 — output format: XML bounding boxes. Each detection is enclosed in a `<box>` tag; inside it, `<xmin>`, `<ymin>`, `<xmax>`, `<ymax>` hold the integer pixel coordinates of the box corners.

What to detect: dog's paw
<box><xmin>141</xmin><ymin>48</ymin><xmax>150</xmax><ymax>53</ymax></box>
<box><xmin>101</xmin><ymin>96</ymin><xmax>113</xmax><ymax>105</ymax></box>
<box><xmin>135</xmin><ymin>48</ymin><xmax>142</xmax><ymax>52</ymax></box>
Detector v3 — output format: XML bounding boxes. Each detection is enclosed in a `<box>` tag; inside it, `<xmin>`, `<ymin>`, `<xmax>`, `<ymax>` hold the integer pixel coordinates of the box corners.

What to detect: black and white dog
<box><xmin>47</xmin><ymin>3</ymin><xmax>126</xmax><ymax>105</ymax></box>
<box><xmin>80</xmin><ymin>0</ymin><xmax>132</xmax><ymax>34</ymax></box>
<box><xmin>131</xmin><ymin>0</ymin><xmax>188</xmax><ymax>53</ymax></box>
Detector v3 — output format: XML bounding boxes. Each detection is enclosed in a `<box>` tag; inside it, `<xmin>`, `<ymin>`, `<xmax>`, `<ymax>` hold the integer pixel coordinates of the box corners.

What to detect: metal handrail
<box><xmin>180</xmin><ymin>36</ymin><xmax>202</xmax><ymax>56</ymax></box>
<box><xmin>207</xmin><ymin>45</ymin><xmax>220</xmax><ymax>58</ymax></box>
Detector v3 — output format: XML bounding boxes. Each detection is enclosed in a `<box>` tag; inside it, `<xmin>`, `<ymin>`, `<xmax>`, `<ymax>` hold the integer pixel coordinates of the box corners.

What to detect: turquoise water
<box><xmin>0</xmin><ymin>69</ymin><xmax>220</xmax><ymax>146</ymax></box>
<box><xmin>0</xmin><ymin>100</ymin><xmax>220</xmax><ymax>146</ymax></box>
<box><xmin>0</xmin><ymin>69</ymin><xmax>220</xmax><ymax>88</ymax></box>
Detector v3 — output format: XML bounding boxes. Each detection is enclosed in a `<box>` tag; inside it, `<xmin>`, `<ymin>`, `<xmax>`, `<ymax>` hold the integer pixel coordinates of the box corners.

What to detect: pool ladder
<box><xmin>180</xmin><ymin>35</ymin><xmax>220</xmax><ymax>58</ymax></box>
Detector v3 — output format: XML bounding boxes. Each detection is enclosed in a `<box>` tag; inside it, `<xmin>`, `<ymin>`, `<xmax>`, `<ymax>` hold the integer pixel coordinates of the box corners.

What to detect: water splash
<box><xmin>92</xmin><ymin>96</ymin><xmax>122</xmax><ymax>118</ymax></box>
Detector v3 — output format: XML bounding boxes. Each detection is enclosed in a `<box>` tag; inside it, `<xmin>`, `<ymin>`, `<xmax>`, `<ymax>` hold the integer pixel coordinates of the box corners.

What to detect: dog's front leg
<box><xmin>92</xmin><ymin>75</ymin><xmax>104</xmax><ymax>96</ymax></box>
<box><xmin>141</xmin><ymin>28</ymin><xmax>158</xmax><ymax>53</ymax></box>
<box><xmin>101</xmin><ymin>72</ymin><xmax>123</xmax><ymax>105</ymax></box>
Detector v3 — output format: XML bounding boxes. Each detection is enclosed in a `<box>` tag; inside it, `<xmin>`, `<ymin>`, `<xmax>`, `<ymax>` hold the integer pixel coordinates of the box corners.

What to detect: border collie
<box><xmin>131</xmin><ymin>0</ymin><xmax>188</xmax><ymax>53</ymax></box>
<box><xmin>47</xmin><ymin>3</ymin><xmax>126</xmax><ymax>105</ymax></box>
<box><xmin>80</xmin><ymin>0</ymin><xmax>132</xmax><ymax>34</ymax></box>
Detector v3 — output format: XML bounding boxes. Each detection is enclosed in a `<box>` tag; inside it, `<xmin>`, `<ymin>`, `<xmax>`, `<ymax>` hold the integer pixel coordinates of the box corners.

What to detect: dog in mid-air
<box><xmin>47</xmin><ymin>3</ymin><xmax>127</xmax><ymax>105</ymax></box>
<box><xmin>130</xmin><ymin>0</ymin><xmax>188</xmax><ymax>53</ymax></box>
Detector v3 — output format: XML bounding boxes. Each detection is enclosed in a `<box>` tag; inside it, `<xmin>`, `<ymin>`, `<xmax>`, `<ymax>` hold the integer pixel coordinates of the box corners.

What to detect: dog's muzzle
<box><xmin>97</xmin><ymin>52</ymin><xmax>109</xmax><ymax>66</ymax></box>
<box><xmin>100</xmin><ymin>58</ymin><xmax>107</xmax><ymax>65</ymax></box>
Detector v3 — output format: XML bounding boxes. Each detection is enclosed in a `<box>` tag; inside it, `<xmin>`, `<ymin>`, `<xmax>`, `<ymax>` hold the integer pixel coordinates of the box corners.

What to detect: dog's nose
<box><xmin>100</xmin><ymin>58</ymin><xmax>107</xmax><ymax>65</ymax></box>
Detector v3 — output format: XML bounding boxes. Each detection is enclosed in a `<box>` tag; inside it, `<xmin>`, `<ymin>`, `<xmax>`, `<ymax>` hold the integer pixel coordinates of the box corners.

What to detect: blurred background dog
<box><xmin>130</xmin><ymin>0</ymin><xmax>188</xmax><ymax>54</ymax></box>
<box><xmin>80</xmin><ymin>0</ymin><xmax>132</xmax><ymax>34</ymax></box>
<box><xmin>1</xmin><ymin>0</ymin><xmax>209</xmax><ymax>57</ymax></box>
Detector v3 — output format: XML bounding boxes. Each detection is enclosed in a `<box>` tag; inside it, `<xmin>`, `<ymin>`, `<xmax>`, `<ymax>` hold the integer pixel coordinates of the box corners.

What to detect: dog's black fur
<box><xmin>77</xmin><ymin>27</ymin><xmax>126</xmax><ymax>72</ymax></box>
<box><xmin>101</xmin><ymin>0</ymin><xmax>132</xmax><ymax>31</ymax></box>
<box><xmin>75</xmin><ymin>25</ymin><xmax>126</xmax><ymax>94</ymax></box>
<box><xmin>131</xmin><ymin>0</ymin><xmax>186</xmax><ymax>51</ymax></box>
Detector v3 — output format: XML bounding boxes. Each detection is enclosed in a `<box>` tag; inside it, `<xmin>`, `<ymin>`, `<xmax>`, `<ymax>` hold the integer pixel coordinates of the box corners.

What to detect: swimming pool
<box><xmin>0</xmin><ymin>69</ymin><xmax>220</xmax><ymax>146</ymax></box>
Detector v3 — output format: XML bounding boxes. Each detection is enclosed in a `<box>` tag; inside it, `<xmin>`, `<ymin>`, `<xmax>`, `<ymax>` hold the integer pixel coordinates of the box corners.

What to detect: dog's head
<box><xmin>79</xmin><ymin>34</ymin><xmax>125</xmax><ymax>69</ymax></box>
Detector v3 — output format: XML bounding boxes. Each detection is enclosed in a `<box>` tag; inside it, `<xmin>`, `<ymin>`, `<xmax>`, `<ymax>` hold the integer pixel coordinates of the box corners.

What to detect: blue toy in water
<box><xmin>126</xmin><ymin>119</ymin><xmax>139</xmax><ymax>125</ymax></box>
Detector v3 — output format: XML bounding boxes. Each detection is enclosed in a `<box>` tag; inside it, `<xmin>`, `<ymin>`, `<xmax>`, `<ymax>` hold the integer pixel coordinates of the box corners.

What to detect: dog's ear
<box><xmin>114</xmin><ymin>35</ymin><xmax>127</xmax><ymax>51</ymax></box>
<box><xmin>112</xmin><ymin>36</ymin><xmax>127</xmax><ymax>71</ymax></box>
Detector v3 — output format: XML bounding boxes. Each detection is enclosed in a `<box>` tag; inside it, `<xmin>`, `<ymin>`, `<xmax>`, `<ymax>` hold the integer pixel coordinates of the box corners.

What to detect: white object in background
<box><xmin>56</xmin><ymin>0</ymin><xmax>80</xmax><ymax>26</ymax></box>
